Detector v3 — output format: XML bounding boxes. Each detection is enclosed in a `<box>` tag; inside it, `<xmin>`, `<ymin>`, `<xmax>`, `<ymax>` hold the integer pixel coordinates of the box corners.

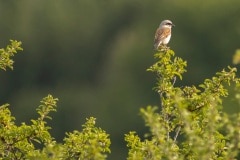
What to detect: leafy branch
<box><xmin>0</xmin><ymin>40</ymin><xmax>23</xmax><ymax>71</ymax></box>
<box><xmin>0</xmin><ymin>40</ymin><xmax>111</xmax><ymax>160</ymax></box>
<box><xmin>125</xmin><ymin>49</ymin><xmax>240</xmax><ymax>160</ymax></box>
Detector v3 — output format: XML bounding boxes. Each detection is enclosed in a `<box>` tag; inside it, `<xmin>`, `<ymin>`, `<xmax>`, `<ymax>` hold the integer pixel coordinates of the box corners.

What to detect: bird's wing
<box><xmin>154</xmin><ymin>27</ymin><xmax>171</xmax><ymax>44</ymax></box>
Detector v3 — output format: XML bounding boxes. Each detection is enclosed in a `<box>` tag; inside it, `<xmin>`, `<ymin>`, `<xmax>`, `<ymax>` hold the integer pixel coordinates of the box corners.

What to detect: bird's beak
<box><xmin>172</xmin><ymin>24</ymin><xmax>175</xmax><ymax>27</ymax></box>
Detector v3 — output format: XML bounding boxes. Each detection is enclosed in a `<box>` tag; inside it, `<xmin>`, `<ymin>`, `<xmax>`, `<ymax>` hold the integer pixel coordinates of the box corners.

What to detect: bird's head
<box><xmin>159</xmin><ymin>20</ymin><xmax>175</xmax><ymax>28</ymax></box>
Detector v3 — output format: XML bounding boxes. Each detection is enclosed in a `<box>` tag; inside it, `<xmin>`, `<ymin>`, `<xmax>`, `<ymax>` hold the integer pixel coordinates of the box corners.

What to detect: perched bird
<box><xmin>154</xmin><ymin>20</ymin><xmax>175</xmax><ymax>50</ymax></box>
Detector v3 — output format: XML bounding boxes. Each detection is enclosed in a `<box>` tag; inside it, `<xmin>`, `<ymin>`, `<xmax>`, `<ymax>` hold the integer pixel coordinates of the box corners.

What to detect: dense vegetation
<box><xmin>0</xmin><ymin>41</ymin><xmax>239</xmax><ymax>159</ymax></box>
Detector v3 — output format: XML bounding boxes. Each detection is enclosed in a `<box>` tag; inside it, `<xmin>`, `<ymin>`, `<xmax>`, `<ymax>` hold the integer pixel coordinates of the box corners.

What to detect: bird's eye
<box><xmin>166</xmin><ymin>23</ymin><xmax>172</xmax><ymax>25</ymax></box>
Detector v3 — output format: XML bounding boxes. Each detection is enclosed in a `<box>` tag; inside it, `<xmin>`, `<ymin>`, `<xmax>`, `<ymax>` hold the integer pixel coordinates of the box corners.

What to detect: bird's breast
<box><xmin>162</xmin><ymin>34</ymin><xmax>171</xmax><ymax>45</ymax></box>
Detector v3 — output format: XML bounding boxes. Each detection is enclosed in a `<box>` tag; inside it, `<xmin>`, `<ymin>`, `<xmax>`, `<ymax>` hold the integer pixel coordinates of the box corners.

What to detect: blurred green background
<box><xmin>0</xmin><ymin>0</ymin><xmax>239</xmax><ymax>159</ymax></box>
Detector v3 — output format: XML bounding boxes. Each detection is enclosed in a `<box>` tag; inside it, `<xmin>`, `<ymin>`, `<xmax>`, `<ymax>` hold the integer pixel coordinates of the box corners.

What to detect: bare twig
<box><xmin>174</xmin><ymin>126</ymin><xmax>181</xmax><ymax>142</ymax></box>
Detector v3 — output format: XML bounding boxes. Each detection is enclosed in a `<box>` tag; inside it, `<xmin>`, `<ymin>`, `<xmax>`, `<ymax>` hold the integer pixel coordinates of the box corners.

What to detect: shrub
<box><xmin>0</xmin><ymin>40</ymin><xmax>239</xmax><ymax>159</ymax></box>
<box><xmin>125</xmin><ymin>49</ymin><xmax>240</xmax><ymax>160</ymax></box>
<box><xmin>0</xmin><ymin>40</ymin><xmax>111</xmax><ymax>160</ymax></box>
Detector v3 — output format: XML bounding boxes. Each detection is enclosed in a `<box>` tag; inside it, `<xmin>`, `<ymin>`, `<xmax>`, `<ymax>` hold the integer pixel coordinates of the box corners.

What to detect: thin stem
<box><xmin>174</xmin><ymin>126</ymin><xmax>181</xmax><ymax>142</ymax></box>
<box><xmin>172</xmin><ymin>76</ymin><xmax>176</xmax><ymax>86</ymax></box>
<box><xmin>159</xmin><ymin>91</ymin><xmax>170</xmax><ymax>141</ymax></box>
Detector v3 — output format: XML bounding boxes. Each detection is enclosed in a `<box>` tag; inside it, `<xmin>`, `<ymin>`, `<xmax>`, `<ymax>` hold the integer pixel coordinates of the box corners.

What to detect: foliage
<box><xmin>0</xmin><ymin>95</ymin><xmax>111</xmax><ymax>159</ymax></box>
<box><xmin>0</xmin><ymin>94</ymin><xmax>111</xmax><ymax>160</ymax></box>
<box><xmin>125</xmin><ymin>49</ymin><xmax>240</xmax><ymax>160</ymax></box>
<box><xmin>63</xmin><ymin>117</ymin><xmax>111</xmax><ymax>160</ymax></box>
<box><xmin>0</xmin><ymin>40</ymin><xmax>23</xmax><ymax>71</ymax></box>
<box><xmin>0</xmin><ymin>41</ymin><xmax>111</xmax><ymax>159</ymax></box>
<box><xmin>233</xmin><ymin>49</ymin><xmax>240</xmax><ymax>65</ymax></box>
<box><xmin>1</xmin><ymin>39</ymin><xmax>240</xmax><ymax>159</ymax></box>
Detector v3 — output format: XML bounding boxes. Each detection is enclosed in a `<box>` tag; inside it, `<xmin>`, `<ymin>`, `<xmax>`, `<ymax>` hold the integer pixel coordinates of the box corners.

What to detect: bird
<box><xmin>154</xmin><ymin>20</ymin><xmax>175</xmax><ymax>50</ymax></box>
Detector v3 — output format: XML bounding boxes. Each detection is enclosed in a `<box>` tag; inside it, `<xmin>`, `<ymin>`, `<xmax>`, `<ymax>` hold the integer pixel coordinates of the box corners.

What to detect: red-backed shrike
<box><xmin>154</xmin><ymin>20</ymin><xmax>175</xmax><ymax>50</ymax></box>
